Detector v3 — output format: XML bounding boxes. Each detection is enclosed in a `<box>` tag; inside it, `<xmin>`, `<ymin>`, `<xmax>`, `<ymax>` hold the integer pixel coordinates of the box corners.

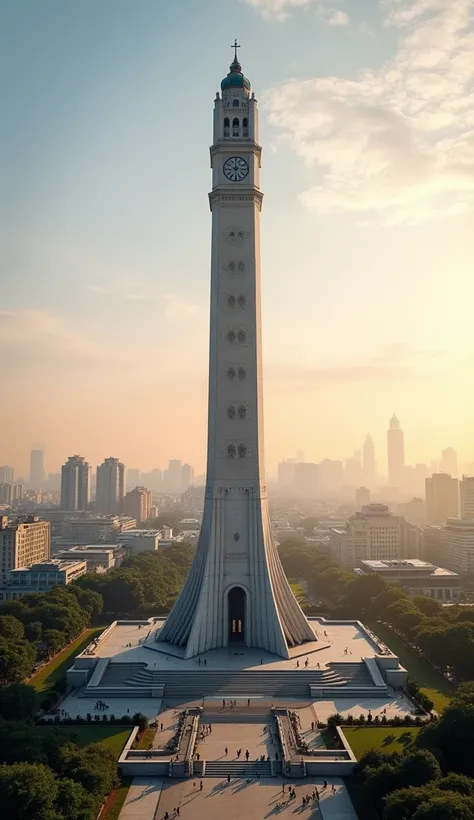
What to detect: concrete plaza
<box><xmin>119</xmin><ymin>776</ymin><xmax>358</xmax><ymax>820</ymax></box>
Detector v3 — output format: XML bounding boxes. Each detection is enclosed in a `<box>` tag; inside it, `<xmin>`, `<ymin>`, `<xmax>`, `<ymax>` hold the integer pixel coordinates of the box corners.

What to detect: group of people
<box><xmin>196</xmin><ymin>657</ymin><xmax>207</xmax><ymax>666</ymax></box>
<box><xmin>94</xmin><ymin>700</ymin><xmax>108</xmax><ymax>711</ymax></box>
<box><xmin>295</xmin><ymin>657</ymin><xmax>311</xmax><ymax>668</ymax></box>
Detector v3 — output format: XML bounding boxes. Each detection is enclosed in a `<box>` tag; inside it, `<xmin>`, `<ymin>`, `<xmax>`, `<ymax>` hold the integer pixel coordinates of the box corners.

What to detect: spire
<box><xmin>230</xmin><ymin>38</ymin><xmax>241</xmax><ymax>71</ymax></box>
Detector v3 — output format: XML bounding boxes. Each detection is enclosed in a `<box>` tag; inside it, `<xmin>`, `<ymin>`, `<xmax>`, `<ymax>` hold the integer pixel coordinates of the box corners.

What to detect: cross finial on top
<box><xmin>232</xmin><ymin>39</ymin><xmax>241</xmax><ymax>60</ymax></box>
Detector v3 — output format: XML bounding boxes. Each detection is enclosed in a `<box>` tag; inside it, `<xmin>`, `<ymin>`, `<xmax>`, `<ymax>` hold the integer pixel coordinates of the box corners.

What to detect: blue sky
<box><xmin>1</xmin><ymin>0</ymin><xmax>473</xmax><ymax>477</ymax></box>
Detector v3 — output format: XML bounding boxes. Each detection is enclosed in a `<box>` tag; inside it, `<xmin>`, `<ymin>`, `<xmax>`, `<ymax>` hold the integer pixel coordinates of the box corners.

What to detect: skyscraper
<box><xmin>387</xmin><ymin>414</ymin><xmax>405</xmax><ymax>488</ymax></box>
<box><xmin>159</xmin><ymin>48</ymin><xmax>313</xmax><ymax>659</ymax></box>
<box><xmin>440</xmin><ymin>447</ymin><xmax>458</xmax><ymax>478</ymax></box>
<box><xmin>60</xmin><ymin>455</ymin><xmax>90</xmax><ymax>511</ymax></box>
<box><xmin>0</xmin><ymin>466</ymin><xmax>14</xmax><ymax>484</ymax></box>
<box><xmin>425</xmin><ymin>473</ymin><xmax>459</xmax><ymax>525</ymax></box>
<box><xmin>362</xmin><ymin>434</ymin><xmax>376</xmax><ymax>486</ymax></box>
<box><xmin>460</xmin><ymin>475</ymin><xmax>474</xmax><ymax>519</ymax></box>
<box><xmin>29</xmin><ymin>449</ymin><xmax>45</xmax><ymax>488</ymax></box>
<box><xmin>124</xmin><ymin>486</ymin><xmax>152</xmax><ymax>524</ymax></box>
<box><xmin>181</xmin><ymin>463</ymin><xmax>194</xmax><ymax>490</ymax></box>
<box><xmin>96</xmin><ymin>457</ymin><xmax>125</xmax><ymax>514</ymax></box>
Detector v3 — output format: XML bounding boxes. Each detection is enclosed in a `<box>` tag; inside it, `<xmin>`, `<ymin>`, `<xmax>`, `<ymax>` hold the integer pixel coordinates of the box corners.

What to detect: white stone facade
<box><xmin>159</xmin><ymin>53</ymin><xmax>313</xmax><ymax>659</ymax></box>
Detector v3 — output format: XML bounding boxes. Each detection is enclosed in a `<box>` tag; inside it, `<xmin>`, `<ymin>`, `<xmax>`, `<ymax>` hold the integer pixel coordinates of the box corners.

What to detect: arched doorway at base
<box><xmin>227</xmin><ymin>586</ymin><xmax>246</xmax><ymax>644</ymax></box>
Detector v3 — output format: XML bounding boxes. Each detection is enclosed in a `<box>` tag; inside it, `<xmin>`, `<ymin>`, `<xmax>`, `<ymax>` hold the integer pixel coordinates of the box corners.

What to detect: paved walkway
<box><xmin>119</xmin><ymin>777</ymin><xmax>358</xmax><ymax>820</ymax></box>
<box><xmin>118</xmin><ymin>778</ymin><xmax>163</xmax><ymax>819</ymax></box>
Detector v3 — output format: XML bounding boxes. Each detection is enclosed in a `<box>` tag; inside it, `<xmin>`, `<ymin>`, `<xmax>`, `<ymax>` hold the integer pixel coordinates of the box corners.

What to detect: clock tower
<box><xmin>158</xmin><ymin>45</ymin><xmax>314</xmax><ymax>659</ymax></box>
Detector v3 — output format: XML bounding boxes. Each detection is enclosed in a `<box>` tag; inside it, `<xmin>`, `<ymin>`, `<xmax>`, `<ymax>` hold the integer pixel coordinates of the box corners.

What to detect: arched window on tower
<box><xmin>242</xmin><ymin>117</ymin><xmax>248</xmax><ymax>137</ymax></box>
<box><xmin>223</xmin><ymin>117</ymin><xmax>230</xmax><ymax>138</ymax></box>
<box><xmin>232</xmin><ymin>117</ymin><xmax>239</xmax><ymax>137</ymax></box>
<box><xmin>233</xmin><ymin>98</ymin><xmax>239</xmax><ymax>107</ymax></box>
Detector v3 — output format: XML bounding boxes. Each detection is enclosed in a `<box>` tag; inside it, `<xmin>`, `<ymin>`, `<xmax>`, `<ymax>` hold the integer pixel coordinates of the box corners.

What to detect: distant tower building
<box><xmin>124</xmin><ymin>486</ymin><xmax>152</xmax><ymax>524</ymax></box>
<box><xmin>362</xmin><ymin>434</ymin><xmax>376</xmax><ymax>486</ymax></box>
<box><xmin>425</xmin><ymin>473</ymin><xmax>459</xmax><ymax>525</ymax></box>
<box><xmin>387</xmin><ymin>414</ymin><xmax>405</xmax><ymax>488</ymax></box>
<box><xmin>166</xmin><ymin>460</ymin><xmax>182</xmax><ymax>491</ymax></box>
<box><xmin>278</xmin><ymin>460</ymin><xmax>296</xmax><ymax>489</ymax></box>
<box><xmin>126</xmin><ymin>469</ymin><xmax>140</xmax><ymax>491</ymax></box>
<box><xmin>356</xmin><ymin>486</ymin><xmax>370</xmax><ymax>508</ymax></box>
<box><xmin>29</xmin><ymin>449</ymin><xmax>45</xmax><ymax>488</ymax></box>
<box><xmin>0</xmin><ymin>515</ymin><xmax>50</xmax><ymax>587</ymax></box>
<box><xmin>440</xmin><ymin>447</ymin><xmax>458</xmax><ymax>478</ymax></box>
<box><xmin>96</xmin><ymin>457</ymin><xmax>125</xmax><ymax>514</ymax></box>
<box><xmin>60</xmin><ymin>455</ymin><xmax>90</xmax><ymax>511</ymax></box>
<box><xmin>0</xmin><ymin>466</ymin><xmax>14</xmax><ymax>484</ymax></box>
<box><xmin>460</xmin><ymin>475</ymin><xmax>474</xmax><ymax>519</ymax></box>
<box><xmin>181</xmin><ymin>464</ymin><xmax>194</xmax><ymax>490</ymax></box>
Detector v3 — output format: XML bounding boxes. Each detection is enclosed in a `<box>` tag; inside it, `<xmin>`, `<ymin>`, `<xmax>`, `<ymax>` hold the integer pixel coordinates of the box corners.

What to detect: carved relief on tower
<box><xmin>223</xmin><ymin>327</ymin><xmax>250</xmax><ymax>346</ymax></box>
<box><xmin>222</xmin><ymin>259</ymin><xmax>247</xmax><ymax>278</ymax></box>
<box><xmin>225</xmin><ymin>364</ymin><xmax>248</xmax><ymax>382</ymax></box>
<box><xmin>225</xmin><ymin>292</ymin><xmax>246</xmax><ymax>310</ymax></box>
<box><xmin>224</xmin><ymin>227</ymin><xmax>248</xmax><ymax>245</ymax></box>
<box><xmin>224</xmin><ymin>442</ymin><xmax>251</xmax><ymax>461</ymax></box>
<box><xmin>225</xmin><ymin>403</ymin><xmax>249</xmax><ymax>421</ymax></box>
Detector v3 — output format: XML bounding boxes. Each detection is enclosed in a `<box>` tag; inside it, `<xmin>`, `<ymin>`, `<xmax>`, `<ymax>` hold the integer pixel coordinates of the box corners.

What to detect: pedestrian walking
<box><xmin>193</xmin><ymin>782</ymin><xmax>196</xmax><ymax>790</ymax></box>
<box><xmin>247</xmin><ymin>698</ymin><xmax>250</xmax><ymax>707</ymax></box>
<box><xmin>245</xmin><ymin>749</ymin><xmax>249</xmax><ymax>761</ymax></box>
<box><xmin>225</xmin><ymin>747</ymin><xmax>228</xmax><ymax>755</ymax></box>
<box><xmin>222</xmin><ymin>698</ymin><xmax>225</xmax><ymax>709</ymax></box>
<box><xmin>311</xmin><ymin>721</ymin><xmax>314</xmax><ymax>731</ymax></box>
<box><xmin>227</xmin><ymin>773</ymin><xmax>231</xmax><ymax>783</ymax></box>
<box><xmin>200</xmin><ymin>781</ymin><xmax>203</xmax><ymax>791</ymax></box>
<box><xmin>323</xmin><ymin>780</ymin><xmax>327</xmax><ymax>789</ymax></box>
<box><xmin>177</xmin><ymin>808</ymin><xmax>180</xmax><ymax>816</ymax></box>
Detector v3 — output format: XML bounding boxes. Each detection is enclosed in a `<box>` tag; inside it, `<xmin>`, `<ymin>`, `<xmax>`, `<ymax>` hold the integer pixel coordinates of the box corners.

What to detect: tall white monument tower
<box><xmin>159</xmin><ymin>45</ymin><xmax>314</xmax><ymax>659</ymax></box>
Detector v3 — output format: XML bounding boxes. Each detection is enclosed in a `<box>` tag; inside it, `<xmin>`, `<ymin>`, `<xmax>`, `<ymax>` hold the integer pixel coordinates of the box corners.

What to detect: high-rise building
<box><xmin>387</xmin><ymin>414</ymin><xmax>405</xmax><ymax>488</ymax></box>
<box><xmin>0</xmin><ymin>466</ymin><xmax>14</xmax><ymax>484</ymax></box>
<box><xmin>181</xmin><ymin>464</ymin><xmax>194</xmax><ymax>490</ymax></box>
<box><xmin>398</xmin><ymin>497</ymin><xmax>426</xmax><ymax>528</ymax></box>
<box><xmin>445</xmin><ymin>518</ymin><xmax>474</xmax><ymax>574</ymax></box>
<box><xmin>423</xmin><ymin>525</ymin><xmax>448</xmax><ymax>565</ymax></box>
<box><xmin>60</xmin><ymin>455</ymin><xmax>90</xmax><ymax>511</ymax></box>
<box><xmin>126</xmin><ymin>469</ymin><xmax>140</xmax><ymax>490</ymax></box>
<box><xmin>165</xmin><ymin>460</ymin><xmax>182</xmax><ymax>491</ymax></box>
<box><xmin>96</xmin><ymin>457</ymin><xmax>125</xmax><ymax>515</ymax></box>
<box><xmin>329</xmin><ymin>504</ymin><xmax>403</xmax><ymax>569</ymax></box>
<box><xmin>459</xmin><ymin>475</ymin><xmax>474</xmax><ymax>519</ymax></box>
<box><xmin>425</xmin><ymin>473</ymin><xmax>459</xmax><ymax>525</ymax></box>
<box><xmin>124</xmin><ymin>486</ymin><xmax>152</xmax><ymax>524</ymax></box>
<box><xmin>0</xmin><ymin>483</ymin><xmax>24</xmax><ymax>505</ymax></box>
<box><xmin>159</xmin><ymin>48</ymin><xmax>314</xmax><ymax>659</ymax></box>
<box><xmin>362</xmin><ymin>434</ymin><xmax>376</xmax><ymax>486</ymax></box>
<box><xmin>0</xmin><ymin>515</ymin><xmax>50</xmax><ymax>587</ymax></box>
<box><xmin>295</xmin><ymin>462</ymin><xmax>320</xmax><ymax>496</ymax></box>
<box><xmin>278</xmin><ymin>460</ymin><xmax>296</xmax><ymax>489</ymax></box>
<box><xmin>356</xmin><ymin>487</ymin><xmax>370</xmax><ymax>507</ymax></box>
<box><xmin>29</xmin><ymin>449</ymin><xmax>45</xmax><ymax>488</ymax></box>
<box><xmin>320</xmin><ymin>459</ymin><xmax>343</xmax><ymax>491</ymax></box>
<box><xmin>440</xmin><ymin>447</ymin><xmax>458</xmax><ymax>478</ymax></box>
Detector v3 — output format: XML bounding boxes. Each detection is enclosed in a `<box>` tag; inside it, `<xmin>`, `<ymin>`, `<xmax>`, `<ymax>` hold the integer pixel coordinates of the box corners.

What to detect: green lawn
<box><xmin>342</xmin><ymin>726</ymin><xmax>421</xmax><ymax>759</ymax></box>
<box><xmin>368</xmin><ymin>620</ymin><xmax>453</xmax><ymax>713</ymax></box>
<box><xmin>101</xmin><ymin>778</ymin><xmax>132</xmax><ymax>820</ymax></box>
<box><xmin>29</xmin><ymin>627</ymin><xmax>105</xmax><ymax>705</ymax></box>
<box><xmin>132</xmin><ymin>727</ymin><xmax>156</xmax><ymax>750</ymax></box>
<box><xmin>44</xmin><ymin>726</ymin><xmax>131</xmax><ymax>757</ymax></box>
<box><xmin>290</xmin><ymin>582</ymin><xmax>306</xmax><ymax>604</ymax></box>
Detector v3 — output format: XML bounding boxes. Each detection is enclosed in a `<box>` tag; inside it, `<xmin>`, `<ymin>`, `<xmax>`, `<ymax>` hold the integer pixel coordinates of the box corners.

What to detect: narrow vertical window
<box><xmin>243</xmin><ymin>117</ymin><xmax>248</xmax><ymax>137</ymax></box>
<box><xmin>232</xmin><ymin>117</ymin><xmax>239</xmax><ymax>137</ymax></box>
<box><xmin>224</xmin><ymin>117</ymin><xmax>230</xmax><ymax>138</ymax></box>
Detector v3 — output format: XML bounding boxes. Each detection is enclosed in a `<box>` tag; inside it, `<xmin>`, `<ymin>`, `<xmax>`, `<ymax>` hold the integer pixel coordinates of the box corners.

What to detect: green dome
<box><xmin>221</xmin><ymin>57</ymin><xmax>251</xmax><ymax>92</ymax></box>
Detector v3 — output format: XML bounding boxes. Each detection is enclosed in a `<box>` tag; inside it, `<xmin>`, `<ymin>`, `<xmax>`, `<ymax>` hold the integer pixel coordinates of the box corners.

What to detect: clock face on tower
<box><xmin>223</xmin><ymin>156</ymin><xmax>249</xmax><ymax>182</ymax></box>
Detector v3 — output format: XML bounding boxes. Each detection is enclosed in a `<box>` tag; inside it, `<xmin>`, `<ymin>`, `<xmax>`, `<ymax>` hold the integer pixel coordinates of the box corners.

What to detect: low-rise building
<box><xmin>55</xmin><ymin>544</ymin><xmax>124</xmax><ymax>573</ymax></box>
<box><xmin>117</xmin><ymin>529</ymin><xmax>160</xmax><ymax>553</ymax></box>
<box><xmin>58</xmin><ymin>515</ymin><xmax>137</xmax><ymax>549</ymax></box>
<box><xmin>1</xmin><ymin>558</ymin><xmax>87</xmax><ymax>600</ymax></box>
<box><xmin>357</xmin><ymin>558</ymin><xmax>461</xmax><ymax>601</ymax></box>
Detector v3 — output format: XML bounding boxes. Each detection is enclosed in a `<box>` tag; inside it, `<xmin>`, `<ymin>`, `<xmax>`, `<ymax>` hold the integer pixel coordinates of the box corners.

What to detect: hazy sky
<box><xmin>1</xmin><ymin>0</ymin><xmax>473</xmax><ymax>478</ymax></box>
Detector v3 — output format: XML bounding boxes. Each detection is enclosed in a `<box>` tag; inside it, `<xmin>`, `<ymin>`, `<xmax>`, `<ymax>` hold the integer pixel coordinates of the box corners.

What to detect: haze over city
<box><xmin>2</xmin><ymin>0</ymin><xmax>473</xmax><ymax>477</ymax></box>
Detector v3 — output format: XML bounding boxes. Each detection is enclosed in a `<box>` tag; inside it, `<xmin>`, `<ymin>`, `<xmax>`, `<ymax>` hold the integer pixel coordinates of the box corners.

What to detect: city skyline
<box><xmin>2</xmin><ymin>0</ymin><xmax>473</xmax><ymax>477</ymax></box>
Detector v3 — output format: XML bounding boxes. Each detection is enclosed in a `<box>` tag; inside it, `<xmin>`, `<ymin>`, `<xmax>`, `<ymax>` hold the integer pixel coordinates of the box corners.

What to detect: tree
<box><xmin>372</xmin><ymin>587</ymin><xmax>409</xmax><ymax>619</ymax></box>
<box><xmin>0</xmin><ymin>684</ymin><xmax>36</xmax><ymax>721</ymax></box>
<box><xmin>0</xmin><ymin>762</ymin><xmax>59</xmax><ymax>820</ymax></box>
<box><xmin>67</xmin><ymin>586</ymin><xmax>103</xmax><ymax>621</ymax></box>
<box><xmin>412</xmin><ymin>793</ymin><xmax>474</xmax><ymax>820</ymax></box>
<box><xmin>383</xmin><ymin>786</ymin><xmax>437</xmax><ymax>820</ymax></box>
<box><xmin>57</xmin><ymin>743</ymin><xmax>117</xmax><ymax>797</ymax></box>
<box><xmin>43</xmin><ymin>630</ymin><xmax>67</xmax><ymax>656</ymax></box>
<box><xmin>0</xmin><ymin>615</ymin><xmax>25</xmax><ymax>641</ymax></box>
<box><xmin>417</xmin><ymin>702</ymin><xmax>474</xmax><ymax>776</ymax></box>
<box><xmin>344</xmin><ymin>574</ymin><xmax>388</xmax><ymax>615</ymax></box>
<box><xmin>412</xmin><ymin>596</ymin><xmax>442</xmax><ymax>617</ymax></box>
<box><xmin>55</xmin><ymin>778</ymin><xmax>95</xmax><ymax>820</ymax></box>
<box><xmin>364</xmin><ymin>763</ymin><xmax>399</xmax><ymax>810</ymax></box>
<box><xmin>397</xmin><ymin>749</ymin><xmax>441</xmax><ymax>788</ymax></box>
<box><xmin>0</xmin><ymin>638</ymin><xmax>36</xmax><ymax>684</ymax></box>
<box><xmin>24</xmin><ymin>621</ymin><xmax>43</xmax><ymax>643</ymax></box>
<box><xmin>438</xmin><ymin>774</ymin><xmax>474</xmax><ymax>796</ymax></box>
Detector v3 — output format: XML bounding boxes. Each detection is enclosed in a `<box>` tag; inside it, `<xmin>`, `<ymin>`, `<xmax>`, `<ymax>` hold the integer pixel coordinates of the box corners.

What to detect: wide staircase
<box><xmin>203</xmin><ymin>759</ymin><xmax>272</xmax><ymax>778</ymax></box>
<box><xmin>84</xmin><ymin>661</ymin><xmax>386</xmax><ymax>699</ymax></box>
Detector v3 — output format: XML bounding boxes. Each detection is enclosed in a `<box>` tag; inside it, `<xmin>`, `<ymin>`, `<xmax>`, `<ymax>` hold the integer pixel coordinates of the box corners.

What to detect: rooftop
<box><xmin>9</xmin><ymin>558</ymin><xmax>87</xmax><ymax>574</ymax></box>
<box><xmin>361</xmin><ymin>559</ymin><xmax>458</xmax><ymax>577</ymax></box>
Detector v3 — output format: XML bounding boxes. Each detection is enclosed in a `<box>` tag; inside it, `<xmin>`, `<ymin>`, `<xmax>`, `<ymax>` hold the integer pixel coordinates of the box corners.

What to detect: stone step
<box><xmin>203</xmin><ymin>760</ymin><xmax>272</xmax><ymax>777</ymax></box>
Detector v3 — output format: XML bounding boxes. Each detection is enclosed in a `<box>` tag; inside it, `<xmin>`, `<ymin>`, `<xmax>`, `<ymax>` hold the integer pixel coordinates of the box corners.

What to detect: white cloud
<box><xmin>326</xmin><ymin>9</ymin><xmax>349</xmax><ymax>25</ymax></box>
<box><xmin>163</xmin><ymin>294</ymin><xmax>200</xmax><ymax>321</ymax></box>
<box><xmin>245</xmin><ymin>0</ymin><xmax>326</xmax><ymax>21</ymax></box>
<box><xmin>264</xmin><ymin>0</ymin><xmax>474</xmax><ymax>222</ymax></box>
<box><xmin>0</xmin><ymin>309</ymin><xmax>123</xmax><ymax>369</ymax></box>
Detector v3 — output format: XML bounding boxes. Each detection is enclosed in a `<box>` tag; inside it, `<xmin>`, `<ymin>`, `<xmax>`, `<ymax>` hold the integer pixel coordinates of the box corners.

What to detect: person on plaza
<box><xmin>227</xmin><ymin>773</ymin><xmax>231</xmax><ymax>783</ymax></box>
<box><xmin>247</xmin><ymin>698</ymin><xmax>251</xmax><ymax>707</ymax></box>
<box><xmin>200</xmin><ymin>781</ymin><xmax>203</xmax><ymax>791</ymax></box>
<box><xmin>245</xmin><ymin>749</ymin><xmax>249</xmax><ymax>761</ymax></box>
<box><xmin>225</xmin><ymin>747</ymin><xmax>228</xmax><ymax>755</ymax></box>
